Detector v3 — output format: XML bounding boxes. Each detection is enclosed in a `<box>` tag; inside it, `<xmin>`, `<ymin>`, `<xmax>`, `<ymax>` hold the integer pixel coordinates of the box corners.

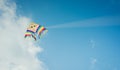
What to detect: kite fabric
<box><xmin>24</xmin><ymin>22</ymin><xmax>48</xmax><ymax>41</ymax></box>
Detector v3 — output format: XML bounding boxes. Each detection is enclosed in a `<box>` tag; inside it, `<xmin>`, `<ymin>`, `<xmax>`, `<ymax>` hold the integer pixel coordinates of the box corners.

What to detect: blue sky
<box><xmin>16</xmin><ymin>0</ymin><xmax>120</xmax><ymax>70</ymax></box>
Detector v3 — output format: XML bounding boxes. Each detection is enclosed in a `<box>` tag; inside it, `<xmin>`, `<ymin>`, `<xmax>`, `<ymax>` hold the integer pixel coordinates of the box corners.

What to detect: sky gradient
<box><xmin>15</xmin><ymin>0</ymin><xmax>120</xmax><ymax>70</ymax></box>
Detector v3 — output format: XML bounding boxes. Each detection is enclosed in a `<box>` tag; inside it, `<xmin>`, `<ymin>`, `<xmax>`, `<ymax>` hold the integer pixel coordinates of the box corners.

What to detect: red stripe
<box><xmin>25</xmin><ymin>34</ymin><xmax>31</xmax><ymax>37</ymax></box>
<box><xmin>38</xmin><ymin>28</ymin><xmax>45</xmax><ymax>35</ymax></box>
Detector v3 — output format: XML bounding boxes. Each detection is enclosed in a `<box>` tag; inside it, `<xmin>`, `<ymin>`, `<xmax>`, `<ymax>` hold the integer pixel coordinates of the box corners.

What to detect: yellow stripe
<box><xmin>38</xmin><ymin>26</ymin><xmax>44</xmax><ymax>34</ymax></box>
<box><xmin>25</xmin><ymin>32</ymin><xmax>32</xmax><ymax>34</ymax></box>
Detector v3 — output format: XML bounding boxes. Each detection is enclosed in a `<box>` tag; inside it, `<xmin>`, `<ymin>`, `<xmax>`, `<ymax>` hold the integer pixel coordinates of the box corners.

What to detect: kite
<box><xmin>24</xmin><ymin>22</ymin><xmax>48</xmax><ymax>41</ymax></box>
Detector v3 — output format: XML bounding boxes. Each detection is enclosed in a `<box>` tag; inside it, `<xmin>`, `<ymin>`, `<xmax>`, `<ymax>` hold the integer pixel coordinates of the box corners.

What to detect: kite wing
<box><xmin>36</xmin><ymin>25</ymin><xmax>48</xmax><ymax>38</ymax></box>
<box><xmin>24</xmin><ymin>30</ymin><xmax>36</xmax><ymax>41</ymax></box>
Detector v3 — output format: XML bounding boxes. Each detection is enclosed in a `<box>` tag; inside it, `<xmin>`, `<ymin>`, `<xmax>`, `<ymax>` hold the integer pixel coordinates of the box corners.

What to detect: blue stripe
<box><xmin>36</xmin><ymin>25</ymin><xmax>41</xmax><ymax>33</ymax></box>
<box><xmin>27</xmin><ymin>30</ymin><xmax>35</xmax><ymax>34</ymax></box>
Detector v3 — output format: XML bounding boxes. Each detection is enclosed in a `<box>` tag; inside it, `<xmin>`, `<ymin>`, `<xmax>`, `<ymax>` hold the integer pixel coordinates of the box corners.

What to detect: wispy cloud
<box><xmin>90</xmin><ymin>39</ymin><xmax>96</xmax><ymax>48</ymax></box>
<box><xmin>90</xmin><ymin>58</ymin><xmax>97</xmax><ymax>70</ymax></box>
<box><xmin>48</xmin><ymin>16</ymin><xmax>120</xmax><ymax>29</ymax></box>
<box><xmin>0</xmin><ymin>0</ymin><xmax>46</xmax><ymax>70</ymax></box>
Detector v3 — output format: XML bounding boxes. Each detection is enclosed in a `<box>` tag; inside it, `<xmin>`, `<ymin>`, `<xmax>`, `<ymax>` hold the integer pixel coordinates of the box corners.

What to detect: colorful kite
<box><xmin>24</xmin><ymin>22</ymin><xmax>48</xmax><ymax>41</ymax></box>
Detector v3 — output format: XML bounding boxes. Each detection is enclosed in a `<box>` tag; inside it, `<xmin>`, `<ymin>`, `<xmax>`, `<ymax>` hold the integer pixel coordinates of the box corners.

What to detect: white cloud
<box><xmin>0</xmin><ymin>0</ymin><xmax>46</xmax><ymax>70</ymax></box>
